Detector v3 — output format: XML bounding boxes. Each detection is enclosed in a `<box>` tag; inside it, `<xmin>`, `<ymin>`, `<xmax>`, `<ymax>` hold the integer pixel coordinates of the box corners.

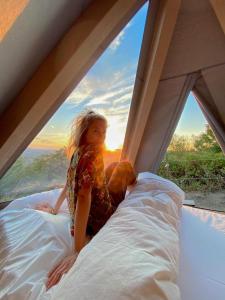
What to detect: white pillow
<box><xmin>135</xmin><ymin>172</ymin><xmax>185</xmax><ymax>208</ymax></box>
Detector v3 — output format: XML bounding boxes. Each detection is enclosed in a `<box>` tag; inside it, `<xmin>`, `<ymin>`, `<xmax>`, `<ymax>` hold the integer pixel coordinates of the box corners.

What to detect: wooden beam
<box><xmin>121</xmin><ymin>0</ymin><xmax>181</xmax><ymax>164</ymax></box>
<box><xmin>210</xmin><ymin>0</ymin><xmax>225</xmax><ymax>35</ymax></box>
<box><xmin>0</xmin><ymin>0</ymin><xmax>146</xmax><ymax>178</ymax></box>
<box><xmin>0</xmin><ymin>0</ymin><xmax>29</xmax><ymax>41</ymax></box>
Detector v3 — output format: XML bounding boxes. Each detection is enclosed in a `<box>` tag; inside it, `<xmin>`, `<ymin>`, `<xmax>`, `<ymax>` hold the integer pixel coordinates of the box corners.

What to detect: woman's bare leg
<box><xmin>105</xmin><ymin>162</ymin><xmax>119</xmax><ymax>184</ymax></box>
<box><xmin>106</xmin><ymin>161</ymin><xmax>137</xmax><ymax>208</ymax></box>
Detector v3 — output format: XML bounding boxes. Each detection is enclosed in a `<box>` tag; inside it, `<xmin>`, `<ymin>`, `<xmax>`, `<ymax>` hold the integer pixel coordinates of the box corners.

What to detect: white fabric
<box><xmin>0</xmin><ymin>189</ymin><xmax>73</xmax><ymax>300</ymax></box>
<box><xmin>179</xmin><ymin>206</ymin><xmax>225</xmax><ymax>300</ymax></box>
<box><xmin>50</xmin><ymin>172</ymin><xmax>183</xmax><ymax>300</ymax></box>
<box><xmin>0</xmin><ymin>172</ymin><xmax>182</xmax><ymax>300</ymax></box>
<box><xmin>2</xmin><ymin>172</ymin><xmax>224</xmax><ymax>300</ymax></box>
<box><xmin>137</xmin><ymin>172</ymin><xmax>184</xmax><ymax>209</ymax></box>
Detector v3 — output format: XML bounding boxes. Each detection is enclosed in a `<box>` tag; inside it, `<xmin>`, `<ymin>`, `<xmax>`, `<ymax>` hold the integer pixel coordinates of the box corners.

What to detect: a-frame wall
<box><xmin>0</xmin><ymin>0</ymin><xmax>146</xmax><ymax>178</ymax></box>
<box><xmin>122</xmin><ymin>0</ymin><xmax>225</xmax><ymax>173</ymax></box>
<box><xmin>0</xmin><ymin>0</ymin><xmax>225</xmax><ymax>178</ymax></box>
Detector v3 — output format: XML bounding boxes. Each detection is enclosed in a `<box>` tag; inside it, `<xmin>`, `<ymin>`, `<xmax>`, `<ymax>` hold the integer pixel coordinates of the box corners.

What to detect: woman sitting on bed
<box><xmin>36</xmin><ymin>110</ymin><xmax>137</xmax><ymax>289</ymax></box>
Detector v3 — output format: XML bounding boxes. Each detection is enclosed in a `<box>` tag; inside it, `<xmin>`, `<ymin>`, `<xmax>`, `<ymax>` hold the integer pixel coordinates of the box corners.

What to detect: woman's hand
<box><xmin>35</xmin><ymin>203</ymin><xmax>56</xmax><ymax>214</ymax></box>
<box><xmin>46</xmin><ymin>253</ymin><xmax>78</xmax><ymax>290</ymax></box>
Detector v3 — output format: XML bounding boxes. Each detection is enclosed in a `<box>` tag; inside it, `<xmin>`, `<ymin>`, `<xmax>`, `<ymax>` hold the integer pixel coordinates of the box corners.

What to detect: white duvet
<box><xmin>179</xmin><ymin>206</ymin><xmax>225</xmax><ymax>300</ymax></box>
<box><xmin>0</xmin><ymin>172</ymin><xmax>184</xmax><ymax>300</ymax></box>
<box><xmin>0</xmin><ymin>192</ymin><xmax>73</xmax><ymax>300</ymax></box>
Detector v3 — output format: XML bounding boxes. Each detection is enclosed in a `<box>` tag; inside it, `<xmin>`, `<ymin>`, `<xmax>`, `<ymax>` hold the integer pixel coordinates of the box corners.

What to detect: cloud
<box><xmin>96</xmin><ymin>104</ymin><xmax>130</xmax><ymax>124</ymax></box>
<box><xmin>64</xmin><ymin>69</ymin><xmax>135</xmax><ymax>143</ymax></box>
<box><xmin>86</xmin><ymin>84</ymin><xmax>133</xmax><ymax>106</ymax></box>
<box><xmin>109</xmin><ymin>30</ymin><xmax>125</xmax><ymax>51</ymax></box>
<box><xmin>109</xmin><ymin>21</ymin><xmax>132</xmax><ymax>51</ymax></box>
<box><xmin>65</xmin><ymin>77</ymin><xmax>94</xmax><ymax>105</ymax></box>
<box><xmin>33</xmin><ymin>71</ymin><xmax>134</xmax><ymax>149</ymax></box>
<box><xmin>113</xmin><ymin>88</ymin><xmax>133</xmax><ymax>105</ymax></box>
<box><xmin>66</xmin><ymin>68</ymin><xmax>135</xmax><ymax>107</ymax></box>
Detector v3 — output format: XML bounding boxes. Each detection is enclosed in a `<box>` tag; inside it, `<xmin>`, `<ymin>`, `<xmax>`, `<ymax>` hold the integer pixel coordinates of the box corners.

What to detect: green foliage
<box><xmin>168</xmin><ymin>134</ymin><xmax>194</xmax><ymax>152</ymax></box>
<box><xmin>0</xmin><ymin>124</ymin><xmax>224</xmax><ymax>202</ymax></box>
<box><xmin>160</xmin><ymin>125</ymin><xmax>224</xmax><ymax>192</ymax></box>
<box><xmin>158</xmin><ymin>151</ymin><xmax>225</xmax><ymax>192</ymax></box>
<box><xmin>0</xmin><ymin>148</ymin><xmax>69</xmax><ymax>202</ymax></box>
<box><xmin>194</xmin><ymin>124</ymin><xmax>222</xmax><ymax>153</ymax></box>
<box><xmin>24</xmin><ymin>148</ymin><xmax>68</xmax><ymax>181</ymax></box>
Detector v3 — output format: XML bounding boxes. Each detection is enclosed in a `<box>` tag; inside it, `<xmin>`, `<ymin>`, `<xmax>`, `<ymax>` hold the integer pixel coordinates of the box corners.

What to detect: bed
<box><xmin>178</xmin><ymin>206</ymin><xmax>225</xmax><ymax>300</ymax></box>
<box><xmin>0</xmin><ymin>172</ymin><xmax>225</xmax><ymax>300</ymax></box>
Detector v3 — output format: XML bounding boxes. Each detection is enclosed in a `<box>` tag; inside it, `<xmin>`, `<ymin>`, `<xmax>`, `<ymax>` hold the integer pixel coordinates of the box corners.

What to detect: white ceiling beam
<box><xmin>122</xmin><ymin>0</ymin><xmax>181</xmax><ymax>164</ymax></box>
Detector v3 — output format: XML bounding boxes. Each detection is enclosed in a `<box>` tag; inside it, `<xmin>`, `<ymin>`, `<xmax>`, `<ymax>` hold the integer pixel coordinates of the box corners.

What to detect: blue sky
<box><xmin>30</xmin><ymin>2</ymin><xmax>207</xmax><ymax>150</ymax></box>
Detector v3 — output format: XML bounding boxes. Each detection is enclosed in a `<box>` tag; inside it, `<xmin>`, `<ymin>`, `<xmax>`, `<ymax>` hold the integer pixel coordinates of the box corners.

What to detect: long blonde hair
<box><xmin>66</xmin><ymin>110</ymin><xmax>107</xmax><ymax>159</ymax></box>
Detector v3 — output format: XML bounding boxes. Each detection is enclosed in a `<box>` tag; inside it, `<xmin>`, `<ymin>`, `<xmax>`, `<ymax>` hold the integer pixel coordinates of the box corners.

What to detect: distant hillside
<box><xmin>22</xmin><ymin>147</ymin><xmax>122</xmax><ymax>165</ymax></box>
<box><xmin>0</xmin><ymin>147</ymin><xmax>123</xmax><ymax>202</ymax></box>
<box><xmin>22</xmin><ymin>148</ymin><xmax>56</xmax><ymax>163</ymax></box>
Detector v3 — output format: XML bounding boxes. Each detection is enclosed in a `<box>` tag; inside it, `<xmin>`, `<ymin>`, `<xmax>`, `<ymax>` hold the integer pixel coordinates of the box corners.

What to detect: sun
<box><xmin>105</xmin><ymin>131</ymin><xmax>122</xmax><ymax>151</ymax></box>
<box><xmin>105</xmin><ymin>141</ymin><xmax>119</xmax><ymax>151</ymax></box>
<box><xmin>104</xmin><ymin>118</ymin><xmax>124</xmax><ymax>151</ymax></box>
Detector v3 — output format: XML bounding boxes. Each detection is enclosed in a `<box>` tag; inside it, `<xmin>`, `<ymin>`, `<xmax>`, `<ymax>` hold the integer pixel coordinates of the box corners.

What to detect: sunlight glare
<box><xmin>105</xmin><ymin>116</ymin><xmax>124</xmax><ymax>150</ymax></box>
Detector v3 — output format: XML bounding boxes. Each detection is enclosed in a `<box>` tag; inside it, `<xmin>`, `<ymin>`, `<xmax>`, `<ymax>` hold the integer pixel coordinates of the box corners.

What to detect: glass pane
<box><xmin>0</xmin><ymin>3</ymin><xmax>149</xmax><ymax>203</ymax></box>
<box><xmin>158</xmin><ymin>92</ymin><xmax>225</xmax><ymax>212</ymax></box>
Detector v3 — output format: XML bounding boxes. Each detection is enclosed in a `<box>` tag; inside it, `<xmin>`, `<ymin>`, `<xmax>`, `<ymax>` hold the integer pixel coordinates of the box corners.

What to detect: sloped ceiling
<box><xmin>0</xmin><ymin>0</ymin><xmax>224</xmax><ymax>178</ymax></box>
<box><xmin>0</xmin><ymin>0</ymin><xmax>93</xmax><ymax>115</ymax></box>
<box><xmin>0</xmin><ymin>0</ymin><xmax>145</xmax><ymax>178</ymax></box>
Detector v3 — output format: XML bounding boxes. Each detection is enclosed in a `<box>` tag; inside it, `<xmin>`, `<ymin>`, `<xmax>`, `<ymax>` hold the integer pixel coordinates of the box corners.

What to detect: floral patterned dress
<box><xmin>66</xmin><ymin>144</ymin><xmax>114</xmax><ymax>236</ymax></box>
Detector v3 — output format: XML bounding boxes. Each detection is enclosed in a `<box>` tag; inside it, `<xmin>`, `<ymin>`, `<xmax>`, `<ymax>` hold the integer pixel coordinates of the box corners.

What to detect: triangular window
<box><xmin>0</xmin><ymin>2</ymin><xmax>149</xmax><ymax>203</ymax></box>
<box><xmin>158</xmin><ymin>92</ymin><xmax>225</xmax><ymax>212</ymax></box>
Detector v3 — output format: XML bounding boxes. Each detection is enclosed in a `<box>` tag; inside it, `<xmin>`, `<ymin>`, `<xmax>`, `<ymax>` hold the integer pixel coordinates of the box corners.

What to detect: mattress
<box><xmin>0</xmin><ymin>172</ymin><xmax>224</xmax><ymax>300</ymax></box>
<box><xmin>178</xmin><ymin>206</ymin><xmax>225</xmax><ymax>300</ymax></box>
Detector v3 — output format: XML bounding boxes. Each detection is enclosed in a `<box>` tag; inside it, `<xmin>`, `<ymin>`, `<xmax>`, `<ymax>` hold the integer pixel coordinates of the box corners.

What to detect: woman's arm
<box><xmin>46</xmin><ymin>187</ymin><xmax>92</xmax><ymax>290</ymax></box>
<box><xmin>74</xmin><ymin>186</ymin><xmax>92</xmax><ymax>253</ymax></box>
<box><xmin>35</xmin><ymin>184</ymin><xmax>67</xmax><ymax>214</ymax></box>
<box><xmin>53</xmin><ymin>184</ymin><xmax>67</xmax><ymax>214</ymax></box>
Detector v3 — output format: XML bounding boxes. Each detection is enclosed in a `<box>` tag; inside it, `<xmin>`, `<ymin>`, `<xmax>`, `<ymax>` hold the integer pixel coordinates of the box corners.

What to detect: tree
<box><xmin>168</xmin><ymin>134</ymin><xmax>194</xmax><ymax>152</ymax></box>
<box><xmin>194</xmin><ymin>124</ymin><xmax>222</xmax><ymax>153</ymax></box>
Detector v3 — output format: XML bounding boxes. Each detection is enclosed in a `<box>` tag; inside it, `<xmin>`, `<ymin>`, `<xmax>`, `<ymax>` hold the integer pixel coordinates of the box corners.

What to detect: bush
<box><xmin>158</xmin><ymin>151</ymin><xmax>225</xmax><ymax>192</ymax></box>
<box><xmin>194</xmin><ymin>124</ymin><xmax>222</xmax><ymax>153</ymax></box>
<box><xmin>159</xmin><ymin>125</ymin><xmax>224</xmax><ymax>192</ymax></box>
<box><xmin>0</xmin><ymin>148</ymin><xmax>69</xmax><ymax>202</ymax></box>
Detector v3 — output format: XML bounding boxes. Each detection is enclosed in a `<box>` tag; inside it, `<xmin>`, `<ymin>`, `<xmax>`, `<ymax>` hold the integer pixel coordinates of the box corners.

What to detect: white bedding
<box><xmin>0</xmin><ymin>192</ymin><xmax>73</xmax><ymax>300</ymax></box>
<box><xmin>179</xmin><ymin>206</ymin><xmax>225</xmax><ymax>300</ymax></box>
<box><xmin>2</xmin><ymin>172</ymin><xmax>223</xmax><ymax>300</ymax></box>
<box><xmin>49</xmin><ymin>172</ymin><xmax>183</xmax><ymax>300</ymax></box>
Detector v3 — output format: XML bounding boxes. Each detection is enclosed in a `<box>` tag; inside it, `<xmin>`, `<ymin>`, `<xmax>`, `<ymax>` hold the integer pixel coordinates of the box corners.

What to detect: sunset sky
<box><xmin>29</xmin><ymin>2</ymin><xmax>207</xmax><ymax>151</ymax></box>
